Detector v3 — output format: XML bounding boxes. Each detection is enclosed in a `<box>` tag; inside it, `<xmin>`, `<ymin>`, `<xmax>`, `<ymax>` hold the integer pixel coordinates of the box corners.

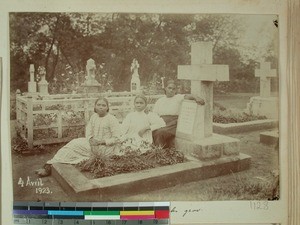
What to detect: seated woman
<box><xmin>35</xmin><ymin>97</ymin><xmax>121</xmax><ymax>177</ymax></box>
<box><xmin>121</xmin><ymin>95</ymin><xmax>166</xmax><ymax>153</ymax></box>
<box><xmin>152</xmin><ymin>79</ymin><xmax>205</xmax><ymax>149</ymax></box>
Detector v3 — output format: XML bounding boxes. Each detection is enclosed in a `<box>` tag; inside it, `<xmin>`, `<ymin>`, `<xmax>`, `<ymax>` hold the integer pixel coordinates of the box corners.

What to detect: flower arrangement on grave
<box><xmin>213</xmin><ymin>103</ymin><xmax>267</xmax><ymax>124</ymax></box>
<box><xmin>78</xmin><ymin>139</ymin><xmax>185</xmax><ymax>178</ymax></box>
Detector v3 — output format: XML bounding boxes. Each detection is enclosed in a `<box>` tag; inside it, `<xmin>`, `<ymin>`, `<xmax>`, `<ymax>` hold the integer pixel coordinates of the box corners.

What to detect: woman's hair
<box><xmin>94</xmin><ymin>97</ymin><xmax>109</xmax><ymax>113</ymax></box>
<box><xmin>165</xmin><ymin>79</ymin><xmax>176</xmax><ymax>87</ymax></box>
<box><xmin>164</xmin><ymin>79</ymin><xmax>177</xmax><ymax>95</ymax></box>
<box><xmin>134</xmin><ymin>94</ymin><xmax>148</xmax><ymax>105</ymax></box>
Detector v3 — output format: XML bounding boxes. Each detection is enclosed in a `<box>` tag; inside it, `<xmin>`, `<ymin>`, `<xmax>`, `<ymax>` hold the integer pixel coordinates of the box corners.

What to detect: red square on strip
<box><xmin>155</xmin><ymin>210</ymin><xmax>169</xmax><ymax>219</ymax></box>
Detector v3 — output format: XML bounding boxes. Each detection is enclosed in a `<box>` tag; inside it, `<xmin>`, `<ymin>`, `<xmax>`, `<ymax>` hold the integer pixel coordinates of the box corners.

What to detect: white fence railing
<box><xmin>16</xmin><ymin>92</ymin><xmax>163</xmax><ymax>148</ymax></box>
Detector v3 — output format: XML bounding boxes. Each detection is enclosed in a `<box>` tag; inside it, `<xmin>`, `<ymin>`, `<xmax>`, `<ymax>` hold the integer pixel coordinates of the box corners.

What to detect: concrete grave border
<box><xmin>52</xmin><ymin>154</ymin><xmax>251</xmax><ymax>201</ymax></box>
<box><xmin>213</xmin><ymin>119</ymin><xmax>278</xmax><ymax>134</ymax></box>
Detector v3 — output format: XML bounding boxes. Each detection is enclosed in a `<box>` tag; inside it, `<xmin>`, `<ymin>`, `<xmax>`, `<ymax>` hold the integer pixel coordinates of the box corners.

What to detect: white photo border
<box><xmin>0</xmin><ymin>0</ymin><xmax>289</xmax><ymax>224</ymax></box>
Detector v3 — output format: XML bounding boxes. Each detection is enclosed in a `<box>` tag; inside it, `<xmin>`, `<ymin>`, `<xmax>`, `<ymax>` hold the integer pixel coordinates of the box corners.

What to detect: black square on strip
<box><xmin>76</xmin><ymin>207</ymin><xmax>91</xmax><ymax>211</ymax></box>
<box><xmin>44</xmin><ymin>202</ymin><xmax>60</xmax><ymax>210</ymax></box>
<box><xmin>29</xmin><ymin>202</ymin><xmax>44</xmax><ymax>210</ymax></box>
<box><xmin>154</xmin><ymin>206</ymin><xmax>169</xmax><ymax>210</ymax></box>
<box><xmin>139</xmin><ymin>206</ymin><xmax>154</xmax><ymax>211</ymax></box>
<box><xmin>109</xmin><ymin>207</ymin><xmax>123</xmax><ymax>211</ymax></box>
<box><xmin>91</xmin><ymin>207</ymin><xmax>108</xmax><ymax>211</ymax></box>
<box><xmin>124</xmin><ymin>207</ymin><xmax>139</xmax><ymax>211</ymax></box>
<box><xmin>13</xmin><ymin>202</ymin><xmax>28</xmax><ymax>210</ymax></box>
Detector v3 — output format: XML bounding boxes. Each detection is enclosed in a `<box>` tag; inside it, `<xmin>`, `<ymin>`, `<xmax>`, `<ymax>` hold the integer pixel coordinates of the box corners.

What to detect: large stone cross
<box><xmin>255</xmin><ymin>61</ymin><xmax>277</xmax><ymax>98</ymax></box>
<box><xmin>178</xmin><ymin>42</ymin><xmax>229</xmax><ymax>137</ymax></box>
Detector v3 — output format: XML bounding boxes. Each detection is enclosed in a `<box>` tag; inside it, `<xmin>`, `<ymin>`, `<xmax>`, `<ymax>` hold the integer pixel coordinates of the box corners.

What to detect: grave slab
<box><xmin>213</xmin><ymin>119</ymin><xmax>278</xmax><ymax>134</ymax></box>
<box><xmin>260</xmin><ymin>130</ymin><xmax>279</xmax><ymax>145</ymax></box>
<box><xmin>52</xmin><ymin>153</ymin><xmax>251</xmax><ymax>201</ymax></box>
<box><xmin>246</xmin><ymin>96</ymin><xmax>279</xmax><ymax>119</ymax></box>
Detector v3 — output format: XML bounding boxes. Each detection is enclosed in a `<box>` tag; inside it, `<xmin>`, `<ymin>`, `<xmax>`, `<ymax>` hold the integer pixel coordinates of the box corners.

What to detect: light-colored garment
<box><xmin>47</xmin><ymin>113</ymin><xmax>121</xmax><ymax>165</ymax></box>
<box><xmin>153</xmin><ymin>94</ymin><xmax>184</xmax><ymax>116</ymax></box>
<box><xmin>121</xmin><ymin>111</ymin><xmax>166</xmax><ymax>151</ymax></box>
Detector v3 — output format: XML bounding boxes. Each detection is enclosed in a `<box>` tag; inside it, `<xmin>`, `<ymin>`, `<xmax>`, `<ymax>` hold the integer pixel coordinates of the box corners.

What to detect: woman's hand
<box><xmin>89</xmin><ymin>138</ymin><xmax>105</xmax><ymax>146</ymax></box>
<box><xmin>195</xmin><ymin>97</ymin><xmax>205</xmax><ymax>105</ymax></box>
<box><xmin>184</xmin><ymin>94</ymin><xmax>205</xmax><ymax>105</ymax></box>
<box><xmin>138</xmin><ymin>126</ymin><xmax>151</xmax><ymax>137</ymax></box>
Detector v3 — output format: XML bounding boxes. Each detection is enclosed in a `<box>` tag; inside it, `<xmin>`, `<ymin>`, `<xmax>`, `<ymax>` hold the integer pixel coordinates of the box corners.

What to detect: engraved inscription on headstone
<box><xmin>177</xmin><ymin>101</ymin><xmax>197</xmax><ymax>135</ymax></box>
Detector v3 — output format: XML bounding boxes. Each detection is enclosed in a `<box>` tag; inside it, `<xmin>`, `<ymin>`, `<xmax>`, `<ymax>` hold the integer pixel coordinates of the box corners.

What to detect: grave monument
<box><xmin>130</xmin><ymin>59</ymin><xmax>141</xmax><ymax>93</ymax></box>
<box><xmin>37</xmin><ymin>66</ymin><xmax>49</xmax><ymax>95</ymax></box>
<box><xmin>246</xmin><ymin>61</ymin><xmax>278</xmax><ymax>119</ymax></box>
<box><xmin>82</xmin><ymin>58</ymin><xmax>101</xmax><ymax>93</ymax></box>
<box><xmin>51</xmin><ymin>44</ymin><xmax>251</xmax><ymax>200</ymax></box>
<box><xmin>176</xmin><ymin>42</ymin><xmax>248</xmax><ymax>161</ymax></box>
<box><xmin>28</xmin><ymin>64</ymin><xmax>37</xmax><ymax>93</ymax></box>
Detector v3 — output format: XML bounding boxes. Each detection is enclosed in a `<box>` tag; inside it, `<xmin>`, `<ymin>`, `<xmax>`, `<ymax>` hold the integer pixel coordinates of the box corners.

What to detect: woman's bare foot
<box><xmin>35</xmin><ymin>164</ymin><xmax>51</xmax><ymax>177</ymax></box>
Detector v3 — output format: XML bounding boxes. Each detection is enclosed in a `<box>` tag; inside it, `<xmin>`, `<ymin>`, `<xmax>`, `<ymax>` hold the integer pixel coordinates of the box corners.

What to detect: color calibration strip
<box><xmin>13</xmin><ymin>202</ymin><xmax>170</xmax><ymax>225</ymax></box>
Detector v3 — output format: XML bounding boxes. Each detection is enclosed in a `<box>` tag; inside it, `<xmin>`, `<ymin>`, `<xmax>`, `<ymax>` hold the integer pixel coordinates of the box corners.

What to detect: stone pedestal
<box><xmin>176</xmin><ymin>134</ymin><xmax>240</xmax><ymax>161</ymax></box>
<box><xmin>246</xmin><ymin>96</ymin><xmax>279</xmax><ymax>119</ymax></box>
<box><xmin>38</xmin><ymin>81</ymin><xmax>49</xmax><ymax>95</ymax></box>
<box><xmin>28</xmin><ymin>81</ymin><xmax>37</xmax><ymax>93</ymax></box>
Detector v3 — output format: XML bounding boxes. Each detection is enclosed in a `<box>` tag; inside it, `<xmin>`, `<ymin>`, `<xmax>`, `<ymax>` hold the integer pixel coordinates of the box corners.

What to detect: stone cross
<box><xmin>130</xmin><ymin>59</ymin><xmax>140</xmax><ymax>92</ymax></box>
<box><xmin>255</xmin><ymin>61</ymin><xmax>277</xmax><ymax>98</ymax></box>
<box><xmin>178</xmin><ymin>42</ymin><xmax>229</xmax><ymax>137</ymax></box>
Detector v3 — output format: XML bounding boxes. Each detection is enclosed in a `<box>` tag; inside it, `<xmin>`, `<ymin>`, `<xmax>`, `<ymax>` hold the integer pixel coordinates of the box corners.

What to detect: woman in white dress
<box><xmin>121</xmin><ymin>95</ymin><xmax>166</xmax><ymax>152</ymax></box>
<box><xmin>35</xmin><ymin>97</ymin><xmax>121</xmax><ymax>177</ymax></box>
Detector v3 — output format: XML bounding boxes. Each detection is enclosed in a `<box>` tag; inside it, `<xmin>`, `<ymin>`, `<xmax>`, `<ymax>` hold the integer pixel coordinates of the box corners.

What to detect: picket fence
<box><xmin>16</xmin><ymin>92</ymin><xmax>163</xmax><ymax>148</ymax></box>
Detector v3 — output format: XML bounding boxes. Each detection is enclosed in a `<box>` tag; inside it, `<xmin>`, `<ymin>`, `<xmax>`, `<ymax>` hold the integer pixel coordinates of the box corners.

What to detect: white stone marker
<box><xmin>255</xmin><ymin>61</ymin><xmax>277</xmax><ymax>98</ymax></box>
<box><xmin>85</xmin><ymin>58</ymin><xmax>100</xmax><ymax>85</ymax></box>
<box><xmin>83</xmin><ymin>58</ymin><xmax>101</xmax><ymax>93</ymax></box>
<box><xmin>246</xmin><ymin>61</ymin><xmax>278</xmax><ymax>119</ymax></box>
<box><xmin>37</xmin><ymin>66</ymin><xmax>49</xmax><ymax>95</ymax></box>
<box><xmin>175</xmin><ymin>42</ymin><xmax>242</xmax><ymax>161</ymax></box>
<box><xmin>130</xmin><ymin>59</ymin><xmax>141</xmax><ymax>93</ymax></box>
<box><xmin>28</xmin><ymin>64</ymin><xmax>37</xmax><ymax>93</ymax></box>
<box><xmin>177</xmin><ymin>42</ymin><xmax>229</xmax><ymax>138</ymax></box>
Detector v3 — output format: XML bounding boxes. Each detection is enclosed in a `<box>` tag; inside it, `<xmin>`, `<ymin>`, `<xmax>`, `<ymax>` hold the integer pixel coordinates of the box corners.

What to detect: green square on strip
<box><xmin>84</xmin><ymin>211</ymin><xmax>120</xmax><ymax>216</ymax></box>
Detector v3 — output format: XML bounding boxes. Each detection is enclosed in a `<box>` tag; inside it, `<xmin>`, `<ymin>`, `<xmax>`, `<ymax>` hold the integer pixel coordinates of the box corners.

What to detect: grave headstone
<box><xmin>130</xmin><ymin>59</ymin><xmax>141</xmax><ymax>93</ymax></box>
<box><xmin>37</xmin><ymin>66</ymin><xmax>49</xmax><ymax>95</ymax></box>
<box><xmin>161</xmin><ymin>77</ymin><xmax>165</xmax><ymax>89</ymax></box>
<box><xmin>246</xmin><ymin>61</ymin><xmax>278</xmax><ymax>119</ymax></box>
<box><xmin>255</xmin><ymin>61</ymin><xmax>277</xmax><ymax>98</ymax></box>
<box><xmin>176</xmin><ymin>42</ymin><xmax>244</xmax><ymax>161</ymax></box>
<box><xmin>82</xmin><ymin>58</ymin><xmax>101</xmax><ymax>93</ymax></box>
<box><xmin>28</xmin><ymin>64</ymin><xmax>37</xmax><ymax>93</ymax></box>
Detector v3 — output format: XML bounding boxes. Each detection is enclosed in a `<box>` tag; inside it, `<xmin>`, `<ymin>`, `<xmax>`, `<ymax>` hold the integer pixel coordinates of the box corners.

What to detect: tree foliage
<box><xmin>10</xmin><ymin>13</ymin><xmax>277</xmax><ymax>94</ymax></box>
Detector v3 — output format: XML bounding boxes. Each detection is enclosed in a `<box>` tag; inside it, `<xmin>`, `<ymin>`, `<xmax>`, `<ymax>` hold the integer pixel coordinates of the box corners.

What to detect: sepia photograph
<box><xmin>9</xmin><ymin>12</ymin><xmax>280</xmax><ymax>202</ymax></box>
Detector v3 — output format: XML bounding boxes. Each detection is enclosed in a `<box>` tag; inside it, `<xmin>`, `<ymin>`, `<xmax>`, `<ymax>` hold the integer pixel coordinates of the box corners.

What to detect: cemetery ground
<box><xmin>11</xmin><ymin>93</ymin><xmax>279</xmax><ymax>202</ymax></box>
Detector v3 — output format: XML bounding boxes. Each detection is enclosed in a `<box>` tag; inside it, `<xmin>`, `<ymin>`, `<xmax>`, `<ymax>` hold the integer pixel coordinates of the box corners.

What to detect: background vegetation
<box><xmin>10</xmin><ymin>13</ymin><xmax>278</xmax><ymax>94</ymax></box>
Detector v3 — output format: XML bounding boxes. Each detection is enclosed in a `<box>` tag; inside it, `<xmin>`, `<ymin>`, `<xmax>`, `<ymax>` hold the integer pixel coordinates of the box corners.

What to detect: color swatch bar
<box><xmin>13</xmin><ymin>202</ymin><xmax>170</xmax><ymax>221</ymax></box>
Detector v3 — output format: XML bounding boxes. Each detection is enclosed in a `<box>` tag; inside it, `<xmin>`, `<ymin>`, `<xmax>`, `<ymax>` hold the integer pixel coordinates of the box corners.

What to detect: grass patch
<box><xmin>196</xmin><ymin>172</ymin><xmax>279</xmax><ymax>201</ymax></box>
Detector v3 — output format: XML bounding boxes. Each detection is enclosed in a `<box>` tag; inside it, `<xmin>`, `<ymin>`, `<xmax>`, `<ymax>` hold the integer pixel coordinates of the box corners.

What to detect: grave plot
<box><xmin>52</xmin><ymin>154</ymin><xmax>251</xmax><ymax>201</ymax></box>
<box><xmin>52</xmin><ymin>42</ymin><xmax>251</xmax><ymax>201</ymax></box>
